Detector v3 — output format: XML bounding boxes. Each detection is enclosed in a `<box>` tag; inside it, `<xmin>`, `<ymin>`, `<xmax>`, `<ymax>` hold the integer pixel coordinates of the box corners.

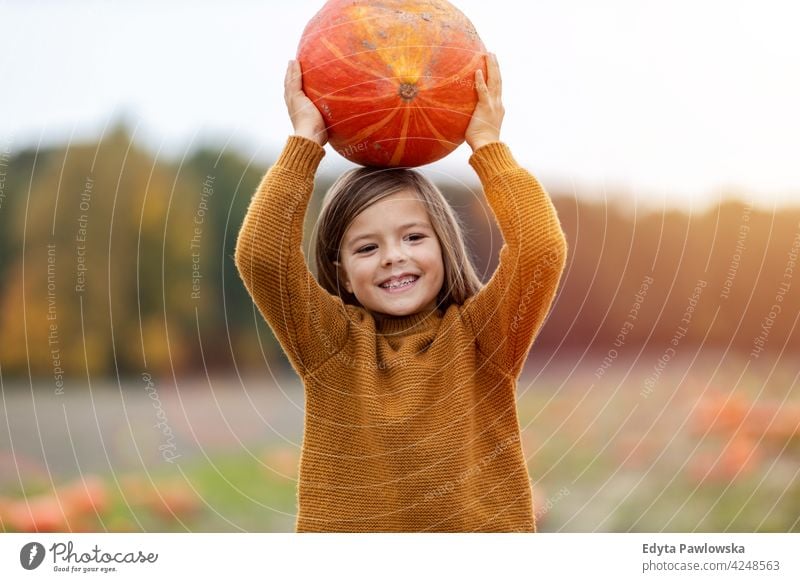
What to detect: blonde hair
<box><xmin>314</xmin><ymin>167</ymin><xmax>483</xmax><ymax>311</ymax></box>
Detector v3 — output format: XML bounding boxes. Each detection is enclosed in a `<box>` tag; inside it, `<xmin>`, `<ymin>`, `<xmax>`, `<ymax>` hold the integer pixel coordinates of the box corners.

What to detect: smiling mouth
<box><xmin>379</xmin><ymin>275</ymin><xmax>420</xmax><ymax>293</ymax></box>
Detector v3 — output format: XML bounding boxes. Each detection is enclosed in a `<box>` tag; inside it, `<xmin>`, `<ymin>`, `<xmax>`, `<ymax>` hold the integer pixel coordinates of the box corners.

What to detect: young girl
<box><xmin>235</xmin><ymin>54</ymin><xmax>567</xmax><ymax>532</ymax></box>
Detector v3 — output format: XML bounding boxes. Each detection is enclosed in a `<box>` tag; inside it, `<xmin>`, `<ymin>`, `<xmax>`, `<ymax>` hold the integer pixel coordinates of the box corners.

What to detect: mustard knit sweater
<box><xmin>234</xmin><ymin>136</ymin><xmax>568</xmax><ymax>532</ymax></box>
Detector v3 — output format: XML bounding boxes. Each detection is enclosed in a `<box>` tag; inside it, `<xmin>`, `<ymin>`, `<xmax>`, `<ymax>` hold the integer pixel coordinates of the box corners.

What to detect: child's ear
<box><xmin>333</xmin><ymin>260</ymin><xmax>353</xmax><ymax>294</ymax></box>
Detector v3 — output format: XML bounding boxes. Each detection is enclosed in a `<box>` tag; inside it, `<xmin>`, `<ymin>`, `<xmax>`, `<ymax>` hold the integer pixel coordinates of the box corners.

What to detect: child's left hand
<box><xmin>465</xmin><ymin>53</ymin><xmax>504</xmax><ymax>152</ymax></box>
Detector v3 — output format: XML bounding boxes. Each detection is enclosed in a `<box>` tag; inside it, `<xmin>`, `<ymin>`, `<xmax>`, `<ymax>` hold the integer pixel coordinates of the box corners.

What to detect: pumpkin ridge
<box><xmin>320</xmin><ymin>37</ymin><xmax>387</xmax><ymax>80</ymax></box>
<box><xmin>336</xmin><ymin>107</ymin><xmax>402</xmax><ymax>147</ymax></box>
<box><xmin>389</xmin><ymin>105</ymin><xmax>413</xmax><ymax>166</ymax></box>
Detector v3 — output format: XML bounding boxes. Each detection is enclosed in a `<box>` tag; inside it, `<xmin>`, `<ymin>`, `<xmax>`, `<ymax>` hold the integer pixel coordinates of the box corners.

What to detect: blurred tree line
<box><xmin>0</xmin><ymin>122</ymin><xmax>798</xmax><ymax>381</ymax></box>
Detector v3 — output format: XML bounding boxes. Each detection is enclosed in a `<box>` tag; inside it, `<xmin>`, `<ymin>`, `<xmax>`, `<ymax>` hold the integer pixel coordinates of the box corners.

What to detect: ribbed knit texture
<box><xmin>235</xmin><ymin>136</ymin><xmax>568</xmax><ymax>532</ymax></box>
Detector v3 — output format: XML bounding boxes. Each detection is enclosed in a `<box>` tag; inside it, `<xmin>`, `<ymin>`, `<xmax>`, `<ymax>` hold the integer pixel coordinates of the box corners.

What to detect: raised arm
<box><xmin>460</xmin><ymin>54</ymin><xmax>568</xmax><ymax>377</ymax></box>
<box><xmin>233</xmin><ymin>61</ymin><xmax>348</xmax><ymax>375</ymax></box>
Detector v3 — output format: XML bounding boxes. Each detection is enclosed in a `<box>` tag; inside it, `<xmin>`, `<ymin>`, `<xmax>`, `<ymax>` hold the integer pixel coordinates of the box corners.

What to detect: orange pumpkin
<box><xmin>59</xmin><ymin>475</ymin><xmax>109</xmax><ymax>515</ymax></box>
<box><xmin>297</xmin><ymin>0</ymin><xmax>487</xmax><ymax>167</ymax></box>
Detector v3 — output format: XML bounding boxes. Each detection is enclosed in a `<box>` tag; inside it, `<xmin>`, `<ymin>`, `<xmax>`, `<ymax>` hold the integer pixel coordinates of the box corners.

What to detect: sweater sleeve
<box><xmin>234</xmin><ymin>135</ymin><xmax>349</xmax><ymax>375</ymax></box>
<box><xmin>460</xmin><ymin>142</ymin><xmax>568</xmax><ymax>378</ymax></box>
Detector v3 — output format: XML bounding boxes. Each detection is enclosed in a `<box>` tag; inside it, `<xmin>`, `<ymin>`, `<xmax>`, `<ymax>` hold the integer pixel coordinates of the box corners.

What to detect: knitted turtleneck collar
<box><xmin>373</xmin><ymin>306</ymin><xmax>443</xmax><ymax>336</ymax></box>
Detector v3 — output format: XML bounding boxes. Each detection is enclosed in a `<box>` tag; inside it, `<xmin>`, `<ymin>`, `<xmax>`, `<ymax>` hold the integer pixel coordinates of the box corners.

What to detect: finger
<box><xmin>474</xmin><ymin>69</ymin><xmax>489</xmax><ymax>97</ymax></box>
<box><xmin>487</xmin><ymin>53</ymin><xmax>502</xmax><ymax>95</ymax></box>
<box><xmin>284</xmin><ymin>60</ymin><xmax>294</xmax><ymax>93</ymax></box>
<box><xmin>285</xmin><ymin>59</ymin><xmax>301</xmax><ymax>93</ymax></box>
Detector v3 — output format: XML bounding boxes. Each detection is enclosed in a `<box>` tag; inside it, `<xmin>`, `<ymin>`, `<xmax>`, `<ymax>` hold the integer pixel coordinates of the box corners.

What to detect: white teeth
<box><xmin>381</xmin><ymin>276</ymin><xmax>417</xmax><ymax>289</ymax></box>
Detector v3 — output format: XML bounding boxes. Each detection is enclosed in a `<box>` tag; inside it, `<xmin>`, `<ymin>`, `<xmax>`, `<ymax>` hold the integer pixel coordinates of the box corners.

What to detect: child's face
<box><xmin>338</xmin><ymin>190</ymin><xmax>444</xmax><ymax>318</ymax></box>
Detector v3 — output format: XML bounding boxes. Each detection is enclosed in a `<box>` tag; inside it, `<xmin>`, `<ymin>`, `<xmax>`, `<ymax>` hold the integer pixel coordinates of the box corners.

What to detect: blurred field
<box><xmin>519</xmin><ymin>351</ymin><xmax>800</xmax><ymax>532</ymax></box>
<box><xmin>1</xmin><ymin>351</ymin><xmax>797</xmax><ymax>533</ymax></box>
<box><xmin>1</xmin><ymin>131</ymin><xmax>799</xmax><ymax>534</ymax></box>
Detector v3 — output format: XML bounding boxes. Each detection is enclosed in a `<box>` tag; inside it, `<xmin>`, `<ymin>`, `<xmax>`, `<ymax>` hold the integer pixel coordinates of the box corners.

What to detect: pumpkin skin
<box><xmin>297</xmin><ymin>0</ymin><xmax>487</xmax><ymax>167</ymax></box>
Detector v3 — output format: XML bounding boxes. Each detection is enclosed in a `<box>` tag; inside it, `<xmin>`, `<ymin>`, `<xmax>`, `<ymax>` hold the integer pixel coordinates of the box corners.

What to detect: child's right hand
<box><xmin>284</xmin><ymin>59</ymin><xmax>328</xmax><ymax>146</ymax></box>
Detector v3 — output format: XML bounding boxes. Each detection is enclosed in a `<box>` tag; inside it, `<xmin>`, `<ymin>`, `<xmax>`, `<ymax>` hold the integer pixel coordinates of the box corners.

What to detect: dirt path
<box><xmin>0</xmin><ymin>374</ymin><xmax>304</xmax><ymax>486</ymax></box>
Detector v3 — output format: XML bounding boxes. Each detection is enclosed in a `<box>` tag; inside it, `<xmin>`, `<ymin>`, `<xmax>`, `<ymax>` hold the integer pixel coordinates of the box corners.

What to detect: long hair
<box><xmin>314</xmin><ymin>167</ymin><xmax>483</xmax><ymax>311</ymax></box>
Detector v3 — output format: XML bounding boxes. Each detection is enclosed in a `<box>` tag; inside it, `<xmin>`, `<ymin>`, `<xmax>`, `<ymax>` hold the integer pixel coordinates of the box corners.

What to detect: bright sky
<box><xmin>1</xmin><ymin>0</ymin><xmax>799</xmax><ymax>209</ymax></box>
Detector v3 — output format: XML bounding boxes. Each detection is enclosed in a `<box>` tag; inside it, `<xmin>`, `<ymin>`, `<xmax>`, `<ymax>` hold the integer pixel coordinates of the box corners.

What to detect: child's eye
<box><xmin>355</xmin><ymin>235</ymin><xmax>424</xmax><ymax>254</ymax></box>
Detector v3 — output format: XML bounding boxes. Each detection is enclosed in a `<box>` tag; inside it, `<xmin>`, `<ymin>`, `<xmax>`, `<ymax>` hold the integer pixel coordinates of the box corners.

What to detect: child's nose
<box><xmin>381</xmin><ymin>244</ymin><xmax>408</xmax><ymax>266</ymax></box>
